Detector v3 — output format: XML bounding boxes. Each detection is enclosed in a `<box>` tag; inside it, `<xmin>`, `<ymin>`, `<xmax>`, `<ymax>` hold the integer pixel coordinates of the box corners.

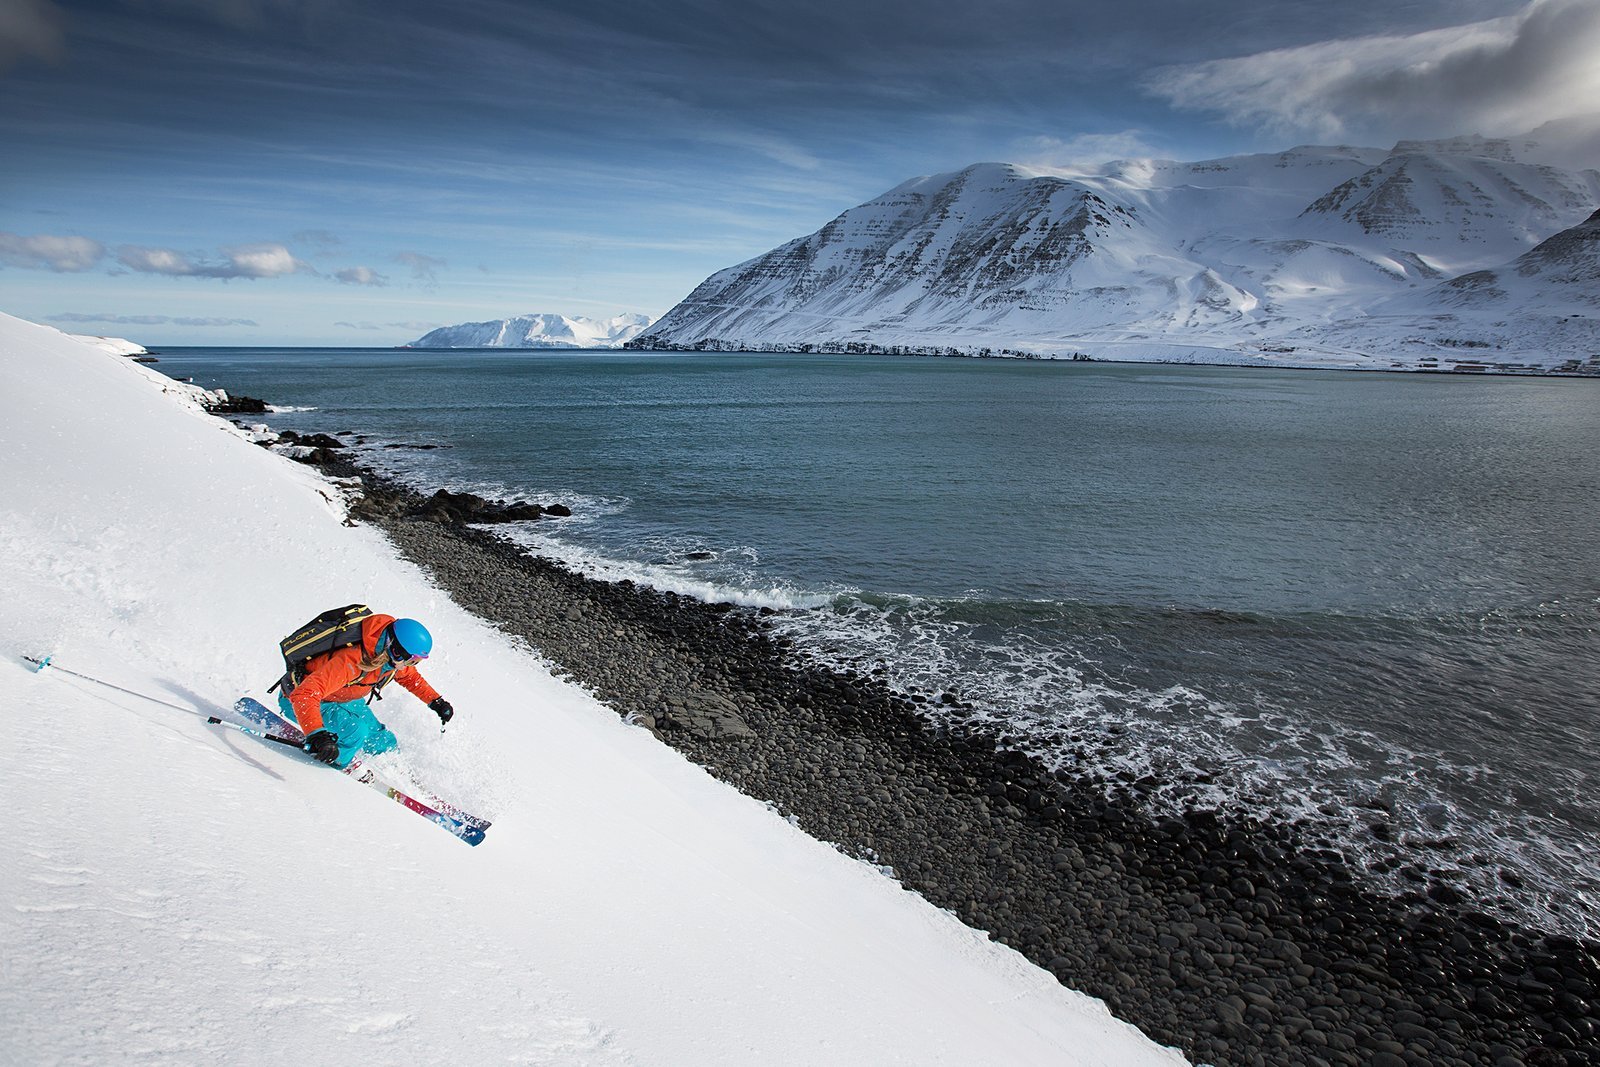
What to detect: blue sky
<box><xmin>2</xmin><ymin>0</ymin><xmax>1594</xmax><ymax>345</ymax></box>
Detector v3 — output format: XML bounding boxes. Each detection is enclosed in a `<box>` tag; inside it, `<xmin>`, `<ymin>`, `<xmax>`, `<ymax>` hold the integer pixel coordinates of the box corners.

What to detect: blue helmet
<box><xmin>386</xmin><ymin>617</ymin><xmax>433</xmax><ymax>662</ymax></box>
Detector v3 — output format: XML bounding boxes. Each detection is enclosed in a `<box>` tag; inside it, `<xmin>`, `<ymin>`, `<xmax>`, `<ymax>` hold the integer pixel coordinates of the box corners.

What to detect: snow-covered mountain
<box><xmin>409</xmin><ymin>312</ymin><xmax>651</xmax><ymax>349</ymax></box>
<box><xmin>634</xmin><ymin>125</ymin><xmax>1600</xmax><ymax>372</ymax></box>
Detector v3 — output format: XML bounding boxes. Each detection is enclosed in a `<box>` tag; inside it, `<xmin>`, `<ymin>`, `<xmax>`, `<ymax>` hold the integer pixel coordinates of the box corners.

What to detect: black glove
<box><xmin>304</xmin><ymin>729</ymin><xmax>340</xmax><ymax>764</ymax></box>
<box><xmin>429</xmin><ymin>697</ymin><xmax>454</xmax><ymax>725</ymax></box>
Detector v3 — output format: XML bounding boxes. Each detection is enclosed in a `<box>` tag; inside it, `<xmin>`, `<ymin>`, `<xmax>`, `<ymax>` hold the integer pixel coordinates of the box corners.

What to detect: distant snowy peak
<box><xmin>635</xmin><ymin>125</ymin><xmax>1600</xmax><ymax>371</ymax></box>
<box><xmin>409</xmin><ymin>312</ymin><xmax>651</xmax><ymax>349</ymax></box>
<box><xmin>1299</xmin><ymin>148</ymin><xmax>1598</xmax><ymax>253</ymax></box>
<box><xmin>658</xmin><ymin>163</ymin><xmax>1146</xmax><ymax>344</ymax></box>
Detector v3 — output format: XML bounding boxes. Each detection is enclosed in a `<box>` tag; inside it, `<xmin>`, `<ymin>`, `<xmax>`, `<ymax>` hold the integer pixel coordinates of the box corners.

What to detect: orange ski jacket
<box><xmin>287</xmin><ymin>613</ymin><xmax>441</xmax><ymax>735</ymax></box>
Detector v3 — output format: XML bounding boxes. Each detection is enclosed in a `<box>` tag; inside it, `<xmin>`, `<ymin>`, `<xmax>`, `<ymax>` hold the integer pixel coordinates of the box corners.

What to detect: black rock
<box><xmin>203</xmin><ymin>393</ymin><xmax>270</xmax><ymax>414</ymax></box>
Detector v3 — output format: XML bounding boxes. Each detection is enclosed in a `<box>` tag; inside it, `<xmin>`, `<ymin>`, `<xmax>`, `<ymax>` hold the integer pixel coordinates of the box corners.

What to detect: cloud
<box><xmin>115</xmin><ymin>242</ymin><xmax>310</xmax><ymax>279</ymax></box>
<box><xmin>292</xmin><ymin>228</ymin><xmax>343</xmax><ymax>254</ymax></box>
<box><xmin>1148</xmin><ymin>0</ymin><xmax>1600</xmax><ymax>141</ymax></box>
<box><xmin>392</xmin><ymin>250</ymin><xmax>445</xmax><ymax>282</ymax></box>
<box><xmin>47</xmin><ymin>312</ymin><xmax>258</xmax><ymax>326</ymax></box>
<box><xmin>1012</xmin><ymin>130</ymin><xmax>1166</xmax><ymax>171</ymax></box>
<box><xmin>0</xmin><ymin>0</ymin><xmax>64</xmax><ymax>71</ymax></box>
<box><xmin>123</xmin><ymin>0</ymin><xmax>317</xmax><ymax>33</ymax></box>
<box><xmin>0</xmin><ymin>232</ymin><xmax>104</xmax><ymax>271</ymax></box>
<box><xmin>697</xmin><ymin>128</ymin><xmax>822</xmax><ymax>170</ymax></box>
<box><xmin>334</xmin><ymin>265</ymin><xmax>388</xmax><ymax>286</ymax></box>
<box><xmin>334</xmin><ymin>319</ymin><xmax>439</xmax><ymax>331</ymax></box>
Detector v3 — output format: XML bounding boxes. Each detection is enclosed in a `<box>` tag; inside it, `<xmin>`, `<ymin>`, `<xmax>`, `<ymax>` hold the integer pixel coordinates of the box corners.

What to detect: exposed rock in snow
<box><xmin>635</xmin><ymin>124</ymin><xmax>1600</xmax><ymax>372</ymax></box>
<box><xmin>409</xmin><ymin>312</ymin><xmax>652</xmax><ymax>349</ymax></box>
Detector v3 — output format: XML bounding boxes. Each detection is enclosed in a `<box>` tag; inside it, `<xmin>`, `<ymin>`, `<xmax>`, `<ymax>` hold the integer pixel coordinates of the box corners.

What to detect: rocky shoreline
<box><xmin>246</xmin><ymin>409</ymin><xmax>1598</xmax><ymax>1067</ymax></box>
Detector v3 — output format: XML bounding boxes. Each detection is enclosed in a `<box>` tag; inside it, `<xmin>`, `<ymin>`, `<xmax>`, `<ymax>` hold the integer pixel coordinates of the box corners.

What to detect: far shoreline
<box><xmin>148</xmin><ymin>341</ymin><xmax>1600</xmax><ymax>380</ymax></box>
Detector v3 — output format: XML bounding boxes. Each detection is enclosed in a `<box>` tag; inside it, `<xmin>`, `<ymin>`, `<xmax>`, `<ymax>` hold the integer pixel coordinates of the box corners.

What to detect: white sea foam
<box><xmin>499</xmin><ymin>524</ymin><xmax>838</xmax><ymax>611</ymax></box>
<box><xmin>762</xmin><ymin>591</ymin><xmax>1600</xmax><ymax>938</ymax></box>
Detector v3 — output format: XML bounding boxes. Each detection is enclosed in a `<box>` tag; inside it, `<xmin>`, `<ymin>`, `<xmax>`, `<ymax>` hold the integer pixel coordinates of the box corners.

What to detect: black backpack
<box><xmin>269</xmin><ymin>604</ymin><xmax>374</xmax><ymax>696</ymax></box>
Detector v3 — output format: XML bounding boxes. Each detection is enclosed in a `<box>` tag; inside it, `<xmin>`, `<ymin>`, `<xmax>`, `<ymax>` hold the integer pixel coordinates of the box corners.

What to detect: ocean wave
<box><xmin>499</xmin><ymin>524</ymin><xmax>838</xmax><ymax>610</ymax></box>
<box><xmin>763</xmin><ymin>589</ymin><xmax>1600</xmax><ymax>938</ymax></box>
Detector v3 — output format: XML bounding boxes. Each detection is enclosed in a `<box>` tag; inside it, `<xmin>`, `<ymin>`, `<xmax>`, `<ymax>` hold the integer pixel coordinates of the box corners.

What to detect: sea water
<box><xmin>159</xmin><ymin>347</ymin><xmax>1600</xmax><ymax>935</ymax></box>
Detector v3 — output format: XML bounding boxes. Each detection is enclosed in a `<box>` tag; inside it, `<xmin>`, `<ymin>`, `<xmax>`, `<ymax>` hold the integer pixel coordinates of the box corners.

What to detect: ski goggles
<box><xmin>388</xmin><ymin>645</ymin><xmax>428</xmax><ymax>667</ymax></box>
<box><xmin>382</xmin><ymin>630</ymin><xmax>428</xmax><ymax>667</ymax></box>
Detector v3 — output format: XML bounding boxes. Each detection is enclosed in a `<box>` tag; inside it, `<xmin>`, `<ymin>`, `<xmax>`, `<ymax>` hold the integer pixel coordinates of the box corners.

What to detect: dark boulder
<box><xmin>204</xmin><ymin>393</ymin><xmax>270</xmax><ymax>415</ymax></box>
<box><xmin>423</xmin><ymin>489</ymin><xmax>557</xmax><ymax>524</ymax></box>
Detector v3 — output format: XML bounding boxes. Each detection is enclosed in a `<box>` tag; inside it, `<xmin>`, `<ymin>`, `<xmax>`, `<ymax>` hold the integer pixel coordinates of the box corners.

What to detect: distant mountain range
<box><xmin>632</xmin><ymin>119</ymin><xmax>1600</xmax><ymax>373</ymax></box>
<box><xmin>409</xmin><ymin>313</ymin><xmax>651</xmax><ymax>349</ymax></box>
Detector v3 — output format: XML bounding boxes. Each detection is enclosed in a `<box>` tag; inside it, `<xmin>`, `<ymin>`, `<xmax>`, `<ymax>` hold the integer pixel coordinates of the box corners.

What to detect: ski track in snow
<box><xmin>2</xmin><ymin>687</ymin><xmax>626</xmax><ymax>1066</ymax></box>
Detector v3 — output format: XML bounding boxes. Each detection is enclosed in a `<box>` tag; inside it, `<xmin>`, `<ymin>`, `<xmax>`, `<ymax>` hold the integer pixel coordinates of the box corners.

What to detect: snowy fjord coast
<box><xmin>174</xmin><ymin>344</ymin><xmax>1600</xmax><ymax>1062</ymax></box>
<box><xmin>635</xmin><ymin>124</ymin><xmax>1600</xmax><ymax>374</ymax></box>
<box><xmin>0</xmin><ymin>312</ymin><xmax>1181</xmax><ymax>1065</ymax></box>
<box><xmin>408</xmin><ymin>312</ymin><xmax>652</xmax><ymax>349</ymax></box>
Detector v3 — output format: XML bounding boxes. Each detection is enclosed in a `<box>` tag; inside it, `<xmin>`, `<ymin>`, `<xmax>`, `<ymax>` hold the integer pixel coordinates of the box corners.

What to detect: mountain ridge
<box><xmin>409</xmin><ymin>312</ymin><xmax>651</xmax><ymax>349</ymax></box>
<box><xmin>633</xmin><ymin>125</ymin><xmax>1600</xmax><ymax>373</ymax></box>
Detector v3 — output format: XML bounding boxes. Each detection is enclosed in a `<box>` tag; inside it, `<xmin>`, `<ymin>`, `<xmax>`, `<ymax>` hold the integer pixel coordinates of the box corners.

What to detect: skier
<box><xmin>279</xmin><ymin>613</ymin><xmax>455</xmax><ymax>766</ymax></box>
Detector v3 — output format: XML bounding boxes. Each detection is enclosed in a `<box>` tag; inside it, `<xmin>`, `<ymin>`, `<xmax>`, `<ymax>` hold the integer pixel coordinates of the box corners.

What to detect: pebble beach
<box><xmin>278</xmin><ymin>435</ymin><xmax>1600</xmax><ymax>1067</ymax></box>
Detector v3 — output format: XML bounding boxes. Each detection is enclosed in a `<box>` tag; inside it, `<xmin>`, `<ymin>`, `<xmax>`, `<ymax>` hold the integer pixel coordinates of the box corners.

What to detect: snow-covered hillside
<box><xmin>410</xmin><ymin>312</ymin><xmax>651</xmax><ymax>349</ymax></box>
<box><xmin>66</xmin><ymin>331</ymin><xmax>148</xmax><ymax>356</ymax></box>
<box><xmin>635</xmin><ymin>126</ymin><xmax>1600</xmax><ymax>372</ymax></box>
<box><xmin>1319</xmin><ymin>207</ymin><xmax>1600</xmax><ymax>372</ymax></box>
<box><xmin>0</xmin><ymin>311</ymin><xmax>1183</xmax><ymax>1066</ymax></box>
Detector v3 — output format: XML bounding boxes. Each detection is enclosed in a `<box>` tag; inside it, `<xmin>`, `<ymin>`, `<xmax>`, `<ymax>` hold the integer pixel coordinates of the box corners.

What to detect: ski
<box><xmin>340</xmin><ymin>758</ymin><xmax>487</xmax><ymax>846</ymax></box>
<box><xmin>214</xmin><ymin>699</ymin><xmax>489</xmax><ymax>846</ymax></box>
<box><xmin>231</xmin><ymin>697</ymin><xmax>491</xmax><ymax>833</ymax></box>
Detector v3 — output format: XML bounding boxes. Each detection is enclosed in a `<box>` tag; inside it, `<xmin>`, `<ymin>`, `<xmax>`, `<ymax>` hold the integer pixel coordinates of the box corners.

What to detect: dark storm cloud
<box><xmin>0</xmin><ymin>0</ymin><xmax>65</xmax><ymax>70</ymax></box>
<box><xmin>14</xmin><ymin>0</ymin><xmax>1526</xmax><ymax>164</ymax></box>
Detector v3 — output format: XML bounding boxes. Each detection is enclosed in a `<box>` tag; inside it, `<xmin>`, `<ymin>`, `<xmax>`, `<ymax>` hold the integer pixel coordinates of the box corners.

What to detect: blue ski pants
<box><xmin>277</xmin><ymin>694</ymin><xmax>397</xmax><ymax>768</ymax></box>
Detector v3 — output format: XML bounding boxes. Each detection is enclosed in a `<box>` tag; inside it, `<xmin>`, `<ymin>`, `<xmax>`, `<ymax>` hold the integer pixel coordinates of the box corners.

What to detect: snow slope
<box><xmin>635</xmin><ymin>126</ymin><xmax>1600</xmax><ymax>371</ymax></box>
<box><xmin>1317</xmin><ymin>207</ymin><xmax>1600</xmax><ymax>371</ymax></box>
<box><xmin>65</xmin><ymin>332</ymin><xmax>147</xmax><ymax>356</ymax></box>
<box><xmin>410</xmin><ymin>312</ymin><xmax>651</xmax><ymax>349</ymax></box>
<box><xmin>0</xmin><ymin>312</ymin><xmax>1184</xmax><ymax>1066</ymax></box>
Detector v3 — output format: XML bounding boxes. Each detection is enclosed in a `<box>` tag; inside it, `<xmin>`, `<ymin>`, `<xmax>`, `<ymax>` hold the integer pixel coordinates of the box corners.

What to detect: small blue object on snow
<box><xmin>30</xmin><ymin>655</ymin><xmax>52</xmax><ymax>673</ymax></box>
